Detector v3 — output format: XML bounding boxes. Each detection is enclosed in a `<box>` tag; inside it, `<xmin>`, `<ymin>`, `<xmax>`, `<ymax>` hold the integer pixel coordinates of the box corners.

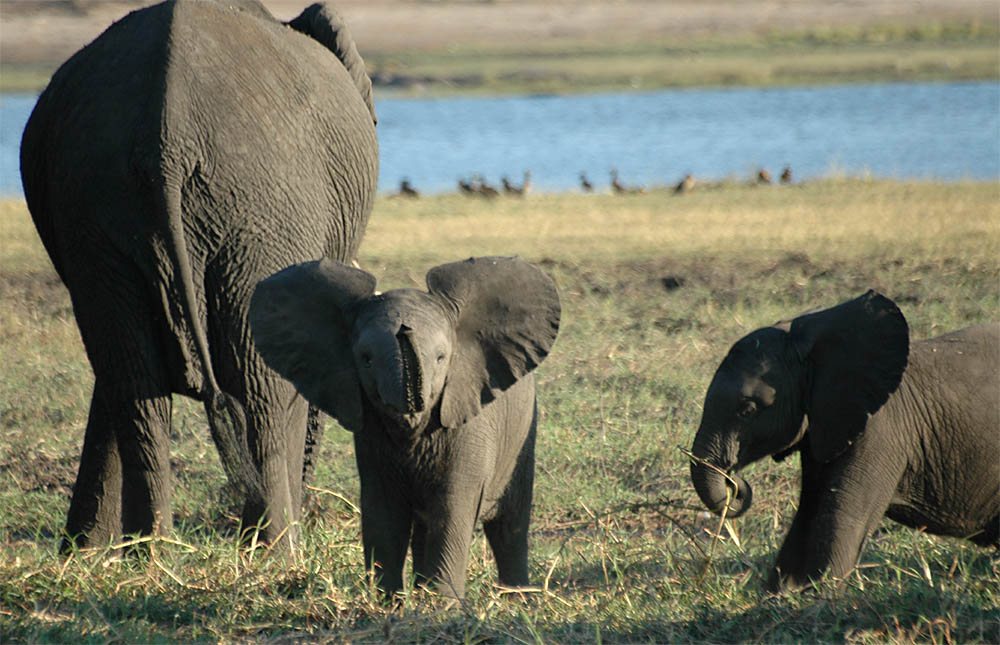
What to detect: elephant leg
<box><xmin>354</xmin><ymin>439</ymin><xmax>413</xmax><ymax>595</ymax></box>
<box><xmin>410</xmin><ymin>516</ymin><xmax>428</xmax><ymax>587</ymax></box>
<box><xmin>232</xmin><ymin>381</ymin><xmax>307</xmax><ymax>552</ymax></box>
<box><xmin>203</xmin><ymin>272</ymin><xmax>306</xmax><ymax>551</ymax></box>
<box><xmin>62</xmin><ymin>384</ymin><xmax>123</xmax><ymax>552</ymax></box>
<box><xmin>62</xmin><ymin>265</ymin><xmax>174</xmax><ymax>552</ymax></box>
<box><xmin>416</xmin><ymin>487</ymin><xmax>483</xmax><ymax>598</ymax></box>
<box><xmin>769</xmin><ymin>452</ymin><xmax>900</xmax><ymax>592</ymax></box>
<box><xmin>768</xmin><ymin>462</ymin><xmax>823</xmax><ymax>591</ymax></box>
<box><xmin>115</xmin><ymin>387</ymin><xmax>173</xmax><ymax>539</ymax></box>
<box><xmin>483</xmin><ymin>506</ymin><xmax>530</xmax><ymax>588</ymax></box>
<box><xmin>483</xmin><ymin>428</ymin><xmax>535</xmax><ymax>587</ymax></box>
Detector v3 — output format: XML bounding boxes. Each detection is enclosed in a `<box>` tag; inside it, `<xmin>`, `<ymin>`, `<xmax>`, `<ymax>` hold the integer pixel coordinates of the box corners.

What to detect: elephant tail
<box><xmin>160</xmin><ymin>181</ymin><xmax>264</xmax><ymax>503</ymax></box>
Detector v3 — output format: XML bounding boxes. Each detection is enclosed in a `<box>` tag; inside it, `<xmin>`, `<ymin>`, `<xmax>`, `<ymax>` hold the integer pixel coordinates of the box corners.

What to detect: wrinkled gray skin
<box><xmin>20</xmin><ymin>0</ymin><xmax>378</xmax><ymax>554</ymax></box>
<box><xmin>690</xmin><ymin>291</ymin><xmax>999</xmax><ymax>592</ymax></box>
<box><xmin>249</xmin><ymin>257</ymin><xmax>561</xmax><ymax>597</ymax></box>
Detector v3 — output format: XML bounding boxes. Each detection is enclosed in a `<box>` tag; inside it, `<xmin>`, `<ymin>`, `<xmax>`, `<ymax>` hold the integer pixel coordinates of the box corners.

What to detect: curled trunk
<box><xmin>690</xmin><ymin>430</ymin><xmax>752</xmax><ymax>518</ymax></box>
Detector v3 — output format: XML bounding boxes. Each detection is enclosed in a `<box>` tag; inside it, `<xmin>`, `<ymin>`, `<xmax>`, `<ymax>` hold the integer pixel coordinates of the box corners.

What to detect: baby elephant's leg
<box><xmin>484</xmin><ymin>424</ymin><xmax>536</xmax><ymax>587</ymax></box>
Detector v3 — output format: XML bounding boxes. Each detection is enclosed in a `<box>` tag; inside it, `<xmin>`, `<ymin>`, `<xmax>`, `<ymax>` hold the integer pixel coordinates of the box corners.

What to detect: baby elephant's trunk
<box><xmin>690</xmin><ymin>430</ymin><xmax>752</xmax><ymax>518</ymax></box>
<box><xmin>397</xmin><ymin>326</ymin><xmax>424</xmax><ymax>415</ymax></box>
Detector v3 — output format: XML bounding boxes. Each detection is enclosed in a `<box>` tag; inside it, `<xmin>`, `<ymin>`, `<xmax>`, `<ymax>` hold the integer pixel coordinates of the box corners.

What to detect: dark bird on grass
<box><xmin>476</xmin><ymin>175</ymin><xmax>500</xmax><ymax>198</ymax></box>
<box><xmin>780</xmin><ymin>165</ymin><xmax>793</xmax><ymax>184</ymax></box>
<box><xmin>674</xmin><ymin>173</ymin><xmax>695</xmax><ymax>194</ymax></box>
<box><xmin>611</xmin><ymin>168</ymin><xmax>644</xmax><ymax>195</ymax></box>
<box><xmin>502</xmin><ymin>171</ymin><xmax>531</xmax><ymax>196</ymax></box>
<box><xmin>458</xmin><ymin>177</ymin><xmax>478</xmax><ymax>196</ymax></box>
<box><xmin>757</xmin><ymin>168</ymin><xmax>772</xmax><ymax>185</ymax></box>
<box><xmin>398</xmin><ymin>178</ymin><xmax>419</xmax><ymax>198</ymax></box>
<box><xmin>579</xmin><ymin>172</ymin><xmax>594</xmax><ymax>193</ymax></box>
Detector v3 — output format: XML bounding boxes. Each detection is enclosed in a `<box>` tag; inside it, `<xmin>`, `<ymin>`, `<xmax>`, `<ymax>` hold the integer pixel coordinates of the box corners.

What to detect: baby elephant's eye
<box><xmin>436</xmin><ymin>353</ymin><xmax>446</xmax><ymax>364</ymax></box>
<box><xmin>738</xmin><ymin>399</ymin><xmax>758</xmax><ymax>419</ymax></box>
<box><xmin>360</xmin><ymin>353</ymin><xmax>373</xmax><ymax>368</ymax></box>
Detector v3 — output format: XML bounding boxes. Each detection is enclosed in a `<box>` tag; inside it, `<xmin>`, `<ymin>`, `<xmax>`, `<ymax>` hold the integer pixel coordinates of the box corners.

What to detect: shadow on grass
<box><xmin>546</xmin><ymin>584</ymin><xmax>999</xmax><ymax>644</ymax></box>
<box><xmin>676</xmin><ymin>585</ymin><xmax>998</xmax><ymax>644</ymax></box>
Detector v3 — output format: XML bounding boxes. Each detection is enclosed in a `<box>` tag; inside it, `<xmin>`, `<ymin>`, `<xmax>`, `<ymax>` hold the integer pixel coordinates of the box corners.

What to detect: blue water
<box><xmin>2</xmin><ymin>81</ymin><xmax>998</xmax><ymax>197</ymax></box>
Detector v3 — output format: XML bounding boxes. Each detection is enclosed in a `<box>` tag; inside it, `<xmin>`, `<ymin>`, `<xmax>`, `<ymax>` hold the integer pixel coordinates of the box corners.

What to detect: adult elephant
<box><xmin>689</xmin><ymin>291</ymin><xmax>999</xmax><ymax>592</ymax></box>
<box><xmin>20</xmin><ymin>0</ymin><xmax>378</xmax><ymax>554</ymax></box>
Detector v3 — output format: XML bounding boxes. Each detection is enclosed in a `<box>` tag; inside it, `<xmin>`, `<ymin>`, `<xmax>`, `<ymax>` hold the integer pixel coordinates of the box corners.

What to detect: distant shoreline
<box><xmin>2</xmin><ymin>1</ymin><xmax>996</xmax><ymax>94</ymax></box>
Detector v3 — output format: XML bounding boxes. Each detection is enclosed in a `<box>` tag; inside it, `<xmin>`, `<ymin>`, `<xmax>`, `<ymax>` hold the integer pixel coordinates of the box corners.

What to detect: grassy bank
<box><xmin>3</xmin><ymin>19</ymin><xmax>997</xmax><ymax>94</ymax></box>
<box><xmin>2</xmin><ymin>179</ymin><xmax>999</xmax><ymax>642</ymax></box>
<box><xmin>369</xmin><ymin>21</ymin><xmax>999</xmax><ymax>96</ymax></box>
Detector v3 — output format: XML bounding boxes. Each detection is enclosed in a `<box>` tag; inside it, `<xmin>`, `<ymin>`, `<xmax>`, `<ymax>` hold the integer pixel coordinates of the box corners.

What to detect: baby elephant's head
<box><xmin>690</xmin><ymin>290</ymin><xmax>909</xmax><ymax>519</ymax></box>
<box><xmin>249</xmin><ymin>257</ymin><xmax>561</xmax><ymax>434</ymax></box>
<box><xmin>349</xmin><ymin>290</ymin><xmax>455</xmax><ymax>432</ymax></box>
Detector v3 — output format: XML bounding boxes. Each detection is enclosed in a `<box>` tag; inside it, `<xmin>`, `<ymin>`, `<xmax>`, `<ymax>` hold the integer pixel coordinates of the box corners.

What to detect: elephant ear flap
<box><xmin>789</xmin><ymin>290</ymin><xmax>909</xmax><ymax>463</ymax></box>
<box><xmin>427</xmin><ymin>257</ymin><xmax>561</xmax><ymax>429</ymax></box>
<box><xmin>249</xmin><ymin>259</ymin><xmax>376</xmax><ymax>432</ymax></box>
<box><xmin>287</xmin><ymin>2</ymin><xmax>377</xmax><ymax>125</ymax></box>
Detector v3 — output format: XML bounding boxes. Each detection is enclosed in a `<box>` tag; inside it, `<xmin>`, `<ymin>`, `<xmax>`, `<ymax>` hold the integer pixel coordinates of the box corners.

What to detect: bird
<box><xmin>519</xmin><ymin>170</ymin><xmax>532</xmax><ymax>195</ymax></box>
<box><xmin>579</xmin><ymin>172</ymin><xmax>593</xmax><ymax>193</ymax></box>
<box><xmin>475</xmin><ymin>175</ymin><xmax>500</xmax><ymax>198</ymax></box>
<box><xmin>458</xmin><ymin>177</ymin><xmax>478</xmax><ymax>196</ymax></box>
<box><xmin>611</xmin><ymin>168</ymin><xmax>644</xmax><ymax>195</ymax></box>
<box><xmin>757</xmin><ymin>168</ymin><xmax>772</xmax><ymax>185</ymax></box>
<box><xmin>502</xmin><ymin>171</ymin><xmax>531</xmax><ymax>196</ymax></box>
<box><xmin>398</xmin><ymin>178</ymin><xmax>419</xmax><ymax>198</ymax></box>
<box><xmin>780</xmin><ymin>166</ymin><xmax>792</xmax><ymax>184</ymax></box>
<box><xmin>673</xmin><ymin>173</ymin><xmax>695</xmax><ymax>194</ymax></box>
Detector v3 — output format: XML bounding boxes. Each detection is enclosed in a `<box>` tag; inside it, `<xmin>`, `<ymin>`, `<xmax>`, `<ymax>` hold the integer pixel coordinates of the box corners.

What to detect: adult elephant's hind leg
<box><xmin>114</xmin><ymin>381</ymin><xmax>173</xmax><ymax>539</ymax></box>
<box><xmin>63</xmin><ymin>276</ymin><xmax>174</xmax><ymax>551</ymax></box>
<box><xmin>237</xmin><ymin>384</ymin><xmax>309</xmax><ymax>552</ymax></box>
<box><xmin>62</xmin><ymin>386</ymin><xmax>123</xmax><ymax>552</ymax></box>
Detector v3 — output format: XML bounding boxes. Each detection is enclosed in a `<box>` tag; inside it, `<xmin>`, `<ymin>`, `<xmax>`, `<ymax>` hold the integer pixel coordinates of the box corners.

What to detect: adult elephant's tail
<box><xmin>160</xmin><ymin>181</ymin><xmax>264</xmax><ymax>503</ymax></box>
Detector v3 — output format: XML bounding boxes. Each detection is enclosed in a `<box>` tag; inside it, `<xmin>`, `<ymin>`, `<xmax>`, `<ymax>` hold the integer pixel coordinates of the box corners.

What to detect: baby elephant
<box><xmin>249</xmin><ymin>256</ymin><xmax>560</xmax><ymax>597</ymax></box>
<box><xmin>689</xmin><ymin>290</ymin><xmax>999</xmax><ymax>592</ymax></box>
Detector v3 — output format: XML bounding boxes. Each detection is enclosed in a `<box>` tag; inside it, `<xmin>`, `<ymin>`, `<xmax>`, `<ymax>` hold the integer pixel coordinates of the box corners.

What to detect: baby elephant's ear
<box><xmin>789</xmin><ymin>290</ymin><xmax>909</xmax><ymax>462</ymax></box>
<box><xmin>249</xmin><ymin>259</ymin><xmax>376</xmax><ymax>432</ymax></box>
<box><xmin>427</xmin><ymin>256</ymin><xmax>561</xmax><ymax>428</ymax></box>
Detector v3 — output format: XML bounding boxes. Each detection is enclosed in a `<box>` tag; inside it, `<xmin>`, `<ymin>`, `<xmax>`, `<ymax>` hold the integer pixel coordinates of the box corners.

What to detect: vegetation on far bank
<box><xmin>2</xmin><ymin>19</ymin><xmax>997</xmax><ymax>94</ymax></box>
<box><xmin>2</xmin><ymin>178</ymin><xmax>998</xmax><ymax>642</ymax></box>
<box><xmin>367</xmin><ymin>20</ymin><xmax>999</xmax><ymax>96</ymax></box>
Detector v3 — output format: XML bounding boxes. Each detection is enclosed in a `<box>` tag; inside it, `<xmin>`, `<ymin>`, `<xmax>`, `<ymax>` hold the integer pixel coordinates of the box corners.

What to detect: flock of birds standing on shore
<box><xmin>393</xmin><ymin>166</ymin><xmax>794</xmax><ymax>198</ymax></box>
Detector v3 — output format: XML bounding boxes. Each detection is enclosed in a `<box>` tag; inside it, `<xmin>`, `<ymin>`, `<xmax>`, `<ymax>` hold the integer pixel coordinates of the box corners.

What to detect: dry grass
<box><xmin>1</xmin><ymin>179</ymin><xmax>998</xmax><ymax>642</ymax></box>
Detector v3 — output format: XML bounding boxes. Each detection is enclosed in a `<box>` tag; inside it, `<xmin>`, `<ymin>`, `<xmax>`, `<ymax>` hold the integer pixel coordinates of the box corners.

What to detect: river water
<box><xmin>2</xmin><ymin>80</ymin><xmax>997</xmax><ymax>197</ymax></box>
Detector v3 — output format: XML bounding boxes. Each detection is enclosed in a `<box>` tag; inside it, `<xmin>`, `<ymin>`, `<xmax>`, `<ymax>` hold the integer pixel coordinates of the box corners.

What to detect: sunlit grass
<box><xmin>2</xmin><ymin>179</ymin><xmax>998</xmax><ymax>642</ymax></box>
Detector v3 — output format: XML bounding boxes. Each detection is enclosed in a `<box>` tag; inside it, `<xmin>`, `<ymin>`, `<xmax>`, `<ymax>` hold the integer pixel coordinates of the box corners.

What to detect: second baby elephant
<box><xmin>690</xmin><ymin>291</ymin><xmax>999</xmax><ymax>592</ymax></box>
<box><xmin>249</xmin><ymin>256</ymin><xmax>561</xmax><ymax>597</ymax></box>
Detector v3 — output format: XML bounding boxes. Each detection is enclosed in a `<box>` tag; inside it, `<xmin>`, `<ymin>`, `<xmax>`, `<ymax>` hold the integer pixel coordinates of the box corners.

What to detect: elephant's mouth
<box><xmin>690</xmin><ymin>460</ymin><xmax>753</xmax><ymax>519</ymax></box>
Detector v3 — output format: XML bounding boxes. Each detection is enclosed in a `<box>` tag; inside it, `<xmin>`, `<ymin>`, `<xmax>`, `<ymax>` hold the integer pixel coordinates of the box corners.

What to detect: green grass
<box><xmin>2</xmin><ymin>179</ymin><xmax>999</xmax><ymax>642</ymax></box>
